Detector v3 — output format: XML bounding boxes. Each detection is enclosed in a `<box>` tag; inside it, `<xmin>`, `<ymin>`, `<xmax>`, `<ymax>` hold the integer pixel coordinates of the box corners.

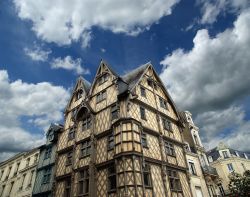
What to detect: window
<box><xmin>244</xmin><ymin>153</ymin><xmax>248</xmax><ymax>159</ymax></box>
<box><xmin>147</xmin><ymin>79</ymin><xmax>153</xmax><ymax>87</ymax></box>
<box><xmin>159</xmin><ymin>97</ymin><xmax>168</xmax><ymax>109</ymax></box>
<box><xmin>141</xmin><ymin>132</ymin><xmax>148</xmax><ymax>148</ymax></box>
<box><xmin>27</xmin><ymin>170</ymin><xmax>34</xmax><ymax>187</ymax></box>
<box><xmin>20</xmin><ymin>173</ymin><xmax>26</xmax><ymax>190</ymax></box>
<box><xmin>80</xmin><ymin>140</ymin><xmax>91</xmax><ymax>158</ymax></box>
<box><xmin>42</xmin><ymin>168</ymin><xmax>51</xmax><ymax>184</ymax></box>
<box><xmin>165</xmin><ymin>141</ymin><xmax>175</xmax><ymax>156</ymax></box>
<box><xmin>222</xmin><ymin>150</ymin><xmax>229</xmax><ymax>158</ymax></box>
<box><xmin>82</xmin><ymin>116</ymin><xmax>91</xmax><ymax>130</ymax></box>
<box><xmin>96</xmin><ymin>90</ymin><xmax>107</xmax><ymax>103</ymax></box>
<box><xmin>218</xmin><ymin>184</ymin><xmax>225</xmax><ymax>196</ymax></box>
<box><xmin>167</xmin><ymin>169</ymin><xmax>182</xmax><ymax>192</ymax></box>
<box><xmin>193</xmin><ymin>134</ymin><xmax>199</xmax><ymax>146</ymax></box>
<box><xmin>44</xmin><ymin>147</ymin><xmax>52</xmax><ymax>159</ymax></box>
<box><xmin>108</xmin><ymin>164</ymin><xmax>116</xmax><ymax>191</ymax></box>
<box><xmin>140</xmin><ymin>86</ymin><xmax>146</xmax><ymax>97</ymax></box>
<box><xmin>111</xmin><ymin>104</ymin><xmax>119</xmax><ymax>120</ymax></box>
<box><xmin>140</xmin><ymin>106</ymin><xmax>146</xmax><ymax>120</ymax></box>
<box><xmin>108</xmin><ymin>133</ymin><xmax>114</xmax><ymax>150</ymax></box>
<box><xmin>68</xmin><ymin>128</ymin><xmax>75</xmax><ymax>140</ymax></box>
<box><xmin>227</xmin><ymin>163</ymin><xmax>234</xmax><ymax>172</ymax></box>
<box><xmin>48</xmin><ymin>132</ymin><xmax>54</xmax><ymax>141</ymax></box>
<box><xmin>76</xmin><ymin>89</ymin><xmax>83</xmax><ymax>100</ymax></box>
<box><xmin>25</xmin><ymin>158</ymin><xmax>30</xmax><ymax>167</ymax></box>
<box><xmin>66</xmin><ymin>151</ymin><xmax>73</xmax><ymax>165</ymax></box>
<box><xmin>162</xmin><ymin>118</ymin><xmax>173</xmax><ymax>132</ymax></box>
<box><xmin>1</xmin><ymin>170</ymin><xmax>4</xmax><ymax>180</ymax></box>
<box><xmin>235</xmin><ymin>151</ymin><xmax>239</xmax><ymax>157</ymax></box>
<box><xmin>65</xmin><ymin>178</ymin><xmax>71</xmax><ymax>197</ymax></box>
<box><xmin>208</xmin><ymin>156</ymin><xmax>213</xmax><ymax>163</ymax></box>
<box><xmin>34</xmin><ymin>154</ymin><xmax>38</xmax><ymax>163</ymax></box>
<box><xmin>99</xmin><ymin>73</ymin><xmax>109</xmax><ymax>85</ymax></box>
<box><xmin>78</xmin><ymin>169</ymin><xmax>89</xmax><ymax>195</ymax></box>
<box><xmin>143</xmin><ymin>163</ymin><xmax>152</xmax><ymax>187</ymax></box>
<box><xmin>188</xmin><ymin>161</ymin><xmax>197</xmax><ymax>175</ymax></box>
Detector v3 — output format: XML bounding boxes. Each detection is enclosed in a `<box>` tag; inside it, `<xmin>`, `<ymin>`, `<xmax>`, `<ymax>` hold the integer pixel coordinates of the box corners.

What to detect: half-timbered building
<box><xmin>54</xmin><ymin>61</ymin><xmax>193</xmax><ymax>197</ymax></box>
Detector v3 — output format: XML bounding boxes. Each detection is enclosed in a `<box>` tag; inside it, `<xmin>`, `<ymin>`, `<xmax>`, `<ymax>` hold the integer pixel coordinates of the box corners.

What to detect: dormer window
<box><xmin>222</xmin><ymin>150</ymin><xmax>229</xmax><ymax>158</ymax></box>
<box><xmin>48</xmin><ymin>132</ymin><xmax>54</xmax><ymax>141</ymax></box>
<box><xmin>208</xmin><ymin>156</ymin><xmax>213</xmax><ymax>163</ymax></box>
<box><xmin>193</xmin><ymin>134</ymin><xmax>199</xmax><ymax>146</ymax></box>
<box><xmin>244</xmin><ymin>153</ymin><xmax>248</xmax><ymax>159</ymax></box>
<box><xmin>235</xmin><ymin>151</ymin><xmax>239</xmax><ymax>157</ymax></box>
<box><xmin>99</xmin><ymin>73</ymin><xmax>109</xmax><ymax>85</ymax></box>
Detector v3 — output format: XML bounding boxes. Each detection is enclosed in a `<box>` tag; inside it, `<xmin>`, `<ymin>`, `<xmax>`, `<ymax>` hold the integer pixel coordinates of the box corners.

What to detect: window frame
<box><xmin>80</xmin><ymin>140</ymin><xmax>91</xmax><ymax>158</ymax></box>
<box><xmin>98</xmin><ymin>73</ymin><xmax>109</xmax><ymax>85</ymax></box>
<box><xmin>143</xmin><ymin>163</ymin><xmax>152</xmax><ymax>188</ymax></box>
<box><xmin>141</xmin><ymin>132</ymin><xmax>148</xmax><ymax>148</ymax></box>
<box><xmin>42</xmin><ymin>168</ymin><xmax>51</xmax><ymax>184</ymax></box>
<box><xmin>96</xmin><ymin>90</ymin><xmax>107</xmax><ymax>103</ymax></box>
<box><xmin>108</xmin><ymin>164</ymin><xmax>116</xmax><ymax>192</ymax></box>
<box><xmin>162</xmin><ymin>118</ymin><xmax>173</xmax><ymax>132</ymax></box>
<box><xmin>159</xmin><ymin>97</ymin><xmax>168</xmax><ymax>110</ymax></box>
<box><xmin>66</xmin><ymin>151</ymin><xmax>73</xmax><ymax>166</ymax></box>
<box><xmin>78</xmin><ymin>169</ymin><xmax>89</xmax><ymax>196</ymax></box>
<box><xmin>107</xmin><ymin>132</ymin><xmax>115</xmax><ymax>150</ymax></box>
<box><xmin>140</xmin><ymin>106</ymin><xmax>146</xmax><ymax>120</ymax></box>
<box><xmin>64</xmin><ymin>178</ymin><xmax>71</xmax><ymax>197</ymax></box>
<box><xmin>164</xmin><ymin>141</ymin><xmax>175</xmax><ymax>157</ymax></box>
<box><xmin>44</xmin><ymin>147</ymin><xmax>52</xmax><ymax>160</ymax></box>
<box><xmin>111</xmin><ymin>104</ymin><xmax>119</xmax><ymax>120</ymax></box>
<box><xmin>140</xmin><ymin>86</ymin><xmax>146</xmax><ymax>97</ymax></box>
<box><xmin>82</xmin><ymin>116</ymin><xmax>92</xmax><ymax>131</ymax></box>
<box><xmin>188</xmin><ymin>161</ymin><xmax>197</xmax><ymax>175</ymax></box>
<box><xmin>167</xmin><ymin>169</ymin><xmax>182</xmax><ymax>192</ymax></box>
<box><xmin>227</xmin><ymin>163</ymin><xmax>234</xmax><ymax>172</ymax></box>
<box><xmin>222</xmin><ymin>150</ymin><xmax>229</xmax><ymax>158</ymax></box>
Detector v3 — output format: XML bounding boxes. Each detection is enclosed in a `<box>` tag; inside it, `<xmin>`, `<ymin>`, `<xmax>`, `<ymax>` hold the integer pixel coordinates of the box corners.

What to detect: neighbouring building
<box><xmin>32</xmin><ymin>123</ymin><xmax>63</xmax><ymax>197</ymax></box>
<box><xmin>0</xmin><ymin>147</ymin><xmax>40</xmax><ymax>197</ymax></box>
<box><xmin>180</xmin><ymin>111</ymin><xmax>220</xmax><ymax>197</ymax></box>
<box><xmin>207</xmin><ymin>142</ymin><xmax>250</xmax><ymax>196</ymax></box>
<box><xmin>54</xmin><ymin>61</ymin><xmax>193</xmax><ymax>197</ymax></box>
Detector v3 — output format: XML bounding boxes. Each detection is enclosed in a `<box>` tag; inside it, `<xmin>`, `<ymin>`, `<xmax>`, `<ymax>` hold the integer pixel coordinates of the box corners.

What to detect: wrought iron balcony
<box><xmin>202</xmin><ymin>165</ymin><xmax>218</xmax><ymax>176</ymax></box>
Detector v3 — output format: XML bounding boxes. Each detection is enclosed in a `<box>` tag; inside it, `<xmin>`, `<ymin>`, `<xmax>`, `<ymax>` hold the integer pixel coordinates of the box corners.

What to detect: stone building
<box><xmin>207</xmin><ymin>142</ymin><xmax>250</xmax><ymax>196</ymax></box>
<box><xmin>180</xmin><ymin>111</ymin><xmax>220</xmax><ymax>197</ymax></box>
<box><xmin>0</xmin><ymin>148</ymin><xmax>40</xmax><ymax>197</ymax></box>
<box><xmin>54</xmin><ymin>61</ymin><xmax>193</xmax><ymax>197</ymax></box>
<box><xmin>32</xmin><ymin>123</ymin><xmax>63</xmax><ymax>197</ymax></box>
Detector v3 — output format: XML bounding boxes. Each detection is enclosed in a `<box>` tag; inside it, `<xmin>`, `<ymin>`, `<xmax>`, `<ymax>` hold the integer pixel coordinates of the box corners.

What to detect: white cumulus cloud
<box><xmin>160</xmin><ymin>9</ymin><xmax>250</xmax><ymax>151</ymax></box>
<box><xmin>24</xmin><ymin>45</ymin><xmax>51</xmax><ymax>62</ymax></box>
<box><xmin>0</xmin><ymin>69</ymin><xmax>70</xmax><ymax>161</ymax></box>
<box><xmin>51</xmin><ymin>56</ymin><xmax>90</xmax><ymax>75</ymax></box>
<box><xmin>13</xmin><ymin>0</ymin><xmax>180</xmax><ymax>46</ymax></box>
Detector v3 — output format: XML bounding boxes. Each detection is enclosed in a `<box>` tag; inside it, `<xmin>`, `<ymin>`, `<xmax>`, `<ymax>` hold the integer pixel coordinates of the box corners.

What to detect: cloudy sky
<box><xmin>0</xmin><ymin>0</ymin><xmax>249</xmax><ymax>161</ymax></box>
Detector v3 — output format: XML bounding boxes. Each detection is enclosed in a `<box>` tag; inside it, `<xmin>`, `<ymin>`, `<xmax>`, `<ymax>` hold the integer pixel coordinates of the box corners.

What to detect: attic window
<box><xmin>147</xmin><ymin>78</ymin><xmax>157</xmax><ymax>90</ymax></box>
<box><xmin>76</xmin><ymin>89</ymin><xmax>83</xmax><ymax>100</ymax></box>
<box><xmin>99</xmin><ymin>73</ymin><xmax>109</xmax><ymax>85</ymax></box>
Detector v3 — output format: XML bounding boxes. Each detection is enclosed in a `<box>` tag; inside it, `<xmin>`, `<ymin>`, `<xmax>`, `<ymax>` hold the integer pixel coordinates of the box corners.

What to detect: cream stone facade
<box><xmin>0</xmin><ymin>148</ymin><xmax>40</xmax><ymax>197</ymax></box>
<box><xmin>181</xmin><ymin>111</ymin><xmax>221</xmax><ymax>197</ymax></box>
<box><xmin>207</xmin><ymin>142</ymin><xmax>250</xmax><ymax>195</ymax></box>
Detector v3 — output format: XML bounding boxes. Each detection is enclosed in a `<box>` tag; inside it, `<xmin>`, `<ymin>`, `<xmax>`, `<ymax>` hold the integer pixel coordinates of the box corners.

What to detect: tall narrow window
<box><xmin>222</xmin><ymin>150</ymin><xmax>229</xmax><ymax>158</ymax></box>
<box><xmin>44</xmin><ymin>147</ymin><xmax>52</xmax><ymax>159</ymax></box>
<box><xmin>108</xmin><ymin>164</ymin><xmax>116</xmax><ymax>192</ymax></box>
<box><xmin>140</xmin><ymin>106</ymin><xmax>146</xmax><ymax>120</ymax></box>
<box><xmin>28</xmin><ymin>170</ymin><xmax>34</xmax><ymax>187</ymax></box>
<box><xmin>26</xmin><ymin>158</ymin><xmax>30</xmax><ymax>167</ymax></box>
<box><xmin>65</xmin><ymin>178</ymin><xmax>71</xmax><ymax>197</ymax></box>
<box><xmin>82</xmin><ymin>116</ymin><xmax>91</xmax><ymax>130</ymax></box>
<box><xmin>42</xmin><ymin>168</ymin><xmax>51</xmax><ymax>184</ymax></box>
<box><xmin>80</xmin><ymin>140</ymin><xmax>91</xmax><ymax>158</ymax></box>
<box><xmin>188</xmin><ymin>161</ymin><xmax>197</xmax><ymax>175</ymax></box>
<box><xmin>68</xmin><ymin>128</ymin><xmax>75</xmax><ymax>140</ymax></box>
<box><xmin>165</xmin><ymin>141</ymin><xmax>175</xmax><ymax>156</ymax></box>
<box><xmin>143</xmin><ymin>163</ymin><xmax>152</xmax><ymax>187</ymax></box>
<box><xmin>140</xmin><ymin>86</ymin><xmax>146</xmax><ymax>97</ymax></box>
<box><xmin>108</xmin><ymin>133</ymin><xmax>114</xmax><ymax>150</ymax></box>
<box><xmin>159</xmin><ymin>97</ymin><xmax>168</xmax><ymax>109</ymax></box>
<box><xmin>193</xmin><ymin>134</ymin><xmax>200</xmax><ymax>146</ymax></box>
<box><xmin>162</xmin><ymin>118</ymin><xmax>173</xmax><ymax>132</ymax></box>
<box><xmin>20</xmin><ymin>173</ymin><xmax>26</xmax><ymax>190</ymax></box>
<box><xmin>34</xmin><ymin>154</ymin><xmax>38</xmax><ymax>164</ymax></box>
<box><xmin>111</xmin><ymin>104</ymin><xmax>119</xmax><ymax>120</ymax></box>
<box><xmin>78</xmin><ymin>169</ymin><xmax>89</xmax><ymax>195</ymax></box>
<box><xmin>167</xmin><ymin>169</ymin><xmax>182</xmax><ymax>192</ymax></box>
<box><xmin>141</xmin><ymin>132</ymin><xmax>148</xmax><ymax>148</ymax></box>
<box><xmin>66</xmin><ymin>151</ymin><xmax>73</xmax><ymax>166</ymax></box>
<box><xmin>227</xmin><ymin>163</ymin><xmax>234</xmax><ymax>172</ymax></box>
<box><xmin>218</xmin><ymin>184</ymin><xmax>225</xmax><ymax>196</ymax></box>
<box><xmin>76</xmin><ymin>89</ymin><xmax>83</xmax><ymax>100</ymax></box>
<box><xmin>1</xmin><ymin>170</ymin><xmax>4</xmax><ymax>180</ymax></box>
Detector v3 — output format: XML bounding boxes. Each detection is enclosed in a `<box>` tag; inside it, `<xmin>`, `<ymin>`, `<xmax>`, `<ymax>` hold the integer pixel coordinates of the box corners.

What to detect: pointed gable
<box><xmin>65</xmin><ymin>76</ymin><xmax>91</xmax><ymax>112</ymax></box>
<box><xmin>88</xmin><ymin>60</ymin><xmax>119</xmax><ymax>97</ymax></box>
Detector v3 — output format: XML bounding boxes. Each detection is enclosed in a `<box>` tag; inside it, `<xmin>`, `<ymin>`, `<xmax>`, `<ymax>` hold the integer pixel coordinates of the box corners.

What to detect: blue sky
<box><xmin>0</xmin><ymin>0</ymin><xmax>249</xmax><ymax>161</ymax></box>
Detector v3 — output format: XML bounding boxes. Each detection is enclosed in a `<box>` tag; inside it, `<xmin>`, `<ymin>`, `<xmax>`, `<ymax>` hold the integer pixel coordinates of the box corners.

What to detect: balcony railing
<box><xmin>202</xmin><ymin>165</ymin><xmax>218</xmax><ymax>176</ymax></box>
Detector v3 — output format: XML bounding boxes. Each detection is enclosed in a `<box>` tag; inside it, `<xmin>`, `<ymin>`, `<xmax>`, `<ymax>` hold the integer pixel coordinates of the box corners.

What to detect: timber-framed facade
<box><xmin>54</xmin><ymin>61</ymin><xmax>193</xmax><ymax>197</ymax></box>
